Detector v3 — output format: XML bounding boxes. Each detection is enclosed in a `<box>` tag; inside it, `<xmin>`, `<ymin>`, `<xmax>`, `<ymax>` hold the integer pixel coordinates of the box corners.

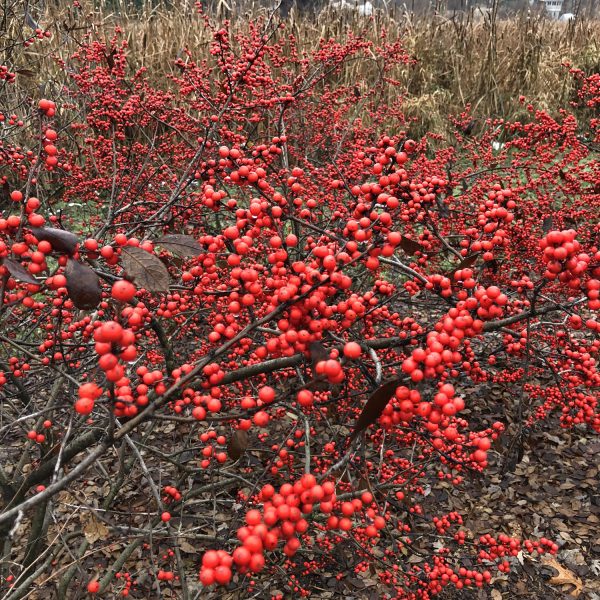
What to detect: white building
<box><xmin>540</xmin><ymin>0</ymin><xmax>564</xmax><ymax>18</ymax></box>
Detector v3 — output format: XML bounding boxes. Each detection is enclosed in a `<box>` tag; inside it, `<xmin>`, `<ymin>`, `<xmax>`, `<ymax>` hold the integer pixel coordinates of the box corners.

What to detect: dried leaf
<box><xmin>305</xmin><ymin>341</ymin><xmax>330</xmax><ymax>390</ymax></box>
<box><xmin>349</xmin><ymin>378</ymin><xmax>404</xmax><ymax>443</ymax></box>
<box><xmin>399</xmin><ymin>236</ymin><xmax>424</xmax><ymax>256</ymax></box>
<box><xmin>178</xmin><ymin>540</ymin><xmax>197</xmax><ymax>554</ymax></box>
<box><xmin>31</xmin><ymin>227</ymin><xmax>78</xmax><ymax>255</ymax></box>
<box><xmin>2</xmin><ymin>258</ymin><xmax>39</xmax><ymax>285</ymax></box>
<box><xmin>121</xmin><ymin>246</ymin><xmax>169</xmax><ymax>292</ymax></box>
<box><xmin>1</xmin><ymin>181</ymin><xmax>10</xmax><ymax>206</ymax></box>
<box><xmin>156</xmin><ymin>234</ymin><xmax>202</xmax><ymax>257</ymax></box>
<box><xmin>455</xmin><ymin>253</ymin><xmax>479</xmax><ymax>271</ymax></box>
<box><xmin>308</xmin><ymin>341</ymin><xmax>329</xmax><ymax>371</ymax></box>
<box><xmin>24</xmin><ymin>11</ymin><xmax>40</xmax><ymax>30</ymax></box>
<box><xmin>227</xmin><ymin>429</ymin><xmax>249</xmax><ymax>461</ymax></box>
<box><xmin>81</xmin><ymin>512</ymin><xmax>109</xmax><ymax>544</ymax></box>
<box><xmin>483</xmin><ymin>258</ymin><xmax>499</xmax><ymax>273</ymax></box>
<box><xmin>105</xmin><ymin>48</ymin><xmax>117</xmax><ymax>70</ymax></box>
<box><xmin>541</xmin><ymin>556</ymin><xmax>583</xmax><ymax>597</ymax></box>
<box><xmin>65</xmin><ymin>259</ymin><xmax>102</xmax><ymax>309</ymax></box>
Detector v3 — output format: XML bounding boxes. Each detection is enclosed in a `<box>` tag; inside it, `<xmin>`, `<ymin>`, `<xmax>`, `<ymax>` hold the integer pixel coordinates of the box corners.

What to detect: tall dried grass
<box><xmin>8</xmin><ymin>0</ymin><xmax>600</xmax><ymax>135</ymax></box>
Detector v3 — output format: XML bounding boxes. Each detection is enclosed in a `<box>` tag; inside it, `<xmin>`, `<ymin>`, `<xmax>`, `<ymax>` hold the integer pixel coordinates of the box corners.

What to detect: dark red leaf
<box><xmin>65</xmin><ymin>259</ymin><xmax>102</xmax><ymax>310</ymax></box>
<box><xmin>1</xmin><ymin>181</ymin><xmax>10</xmax><ymax>206</ymax></box>
<box><xmin>483</xmin><ymin>259</ymin><xmax>499</xmax><ymax>273</ymax></box>
<box><xmin>227</xmin><ymin>430</ymin><xmax>249</xmax><ymax>461</ymax></box>
<box><xmin>454</xmin><ymin>252</ymin><xmax>479</xmax><ymax>272</ymax></box>
<box><xmin>31</xmin><ymin>227</ymin><xmax>79</xmax><ymax>255</ymax></box>
<box><xmin>2</xmin><ymin>258</ymin><xmax>39</xmax><ymax>285</ymax></box>
<box><xmin>349</xmin><ymin>378</ymin><xmax>404</xmax><ymax>443</ymax></box>
<box><xmin>308</xmin><ymin>341</ymin><xmax>329</xmax><ymax>371</ymax></box>
<box><xmin>304</xmin><ymin>341</ymin><xmax>330</xmax><ymax>390</ymax></box>
<box><xmin>399</xmin><ymin>236</ymin><xmax>424</xmax><ymax>256</ymax></box>
<box><xmin>106</xmin><ymin>48</ymin><xmax>117</xmax><ymax>70</ymax></box>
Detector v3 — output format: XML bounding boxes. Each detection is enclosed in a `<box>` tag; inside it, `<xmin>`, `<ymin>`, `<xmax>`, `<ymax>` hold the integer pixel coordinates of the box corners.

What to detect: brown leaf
<box><xmin>308</xmin><ymin>341</ymin><xmax>329</xmax><ymax>371</ymax></box>
<box><xmin>178</xmin><ymin>540</ymin><xmax>197</xmax><ymax>554</ymax></box>
<box><xmin>156</xmin><ymin>234</ymin><xmax>202</xmax><ymax>257</ymax></box>
<box><xmin>305</xmin><ymin>341</ymin><xmax>330</xmax><ymax>390</ymax></box>
<box><xmin>1</xmin><ymin>181</ymin><xmax>10</xmax><ymax>206</ymax></box>
<box><xmin>349</xmin><ymin>378</ymin><xmax>404</xmax><ymax>443</ymax></box>
<box><xmin>541</xmin><ymin>556</ymin><xmax>583</xmax><ymax>597</ymax></box>
<box><xmin>2</xmin><ymin>258</ymin><xmax>39</xmax><ymax>285</ymax></box>
<box><xmin>65</xmin><ymin>259</ymin><xmax>102</xmax><ymax>309</ymax></box>
<box><xmin>81</xmin><ymin>512</ymin><xmax>109</xmax><ymax>544</ymax></box>
<box><xmin>31</xmin><ymin>227</ymin><xmax>78</xmax><ymax>255</ymax></box>
<box><xmin>227</xmin><ymin>429</ymin><xmax>249</xmax><ymax>461</ymax></box>
<box><xmin>399</xmin><ymin>236</ymin><xmax>424</xmax><ymax>256</ymax></box>
<box><xmin>453</xmin><ymin>252</ymin><xmax>480</xmax><ymax>273</ymax></box>
<box><xmin>15</xmin><ymin>69</ymin><xmax>35</xmax><ymax>77</ymax></box>
<box><xmin>105</xmin><ymin>48</ymin><xmax>117</xmax><ymax>70</ymax></box>
<box><xmin>483</xmin><ymin>258</ymin><xmax>499</xmax><ymax>273</ymax></box>
<box><xmin>121</xmin><ymin>246</ymin><xmax>169</xmax><ymax>292</ymax></box>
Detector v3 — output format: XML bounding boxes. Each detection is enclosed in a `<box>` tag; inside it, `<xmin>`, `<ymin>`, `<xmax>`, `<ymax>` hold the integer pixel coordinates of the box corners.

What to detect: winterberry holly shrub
<box><xmin>0</xmin><ymin>10</ymin><xmax>598</xmax><ymax>600</ymax></box>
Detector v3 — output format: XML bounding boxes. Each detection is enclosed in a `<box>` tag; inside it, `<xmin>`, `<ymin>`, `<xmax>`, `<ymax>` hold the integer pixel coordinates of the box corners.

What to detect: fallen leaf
<box><xmin>178</xmin><ymin>540</ymin><xmax>197</xmax><ymax>554</ymax></box>
<box><xmin>81</xmin><ymin>512</ymin><xmax>109</xmax><ymax>544</ymax></box>
<box><xmin>454</xmin><ymin>252</ymin><xmax>480</xmax><ymax>272</ymax></box>
<box><xmin>541</xmin><ymin>556</ymin><xmax>583</xmax><ymax>597</ymax></box>
<box><xmin>399</xmin><ymin>236</ymin><xmax>424</xmax><ymax>256</ymax></box>
<box><xmin>542</xmin><ymin>216</ymin><xmax>554</xmax><ymax>233</ymax></box>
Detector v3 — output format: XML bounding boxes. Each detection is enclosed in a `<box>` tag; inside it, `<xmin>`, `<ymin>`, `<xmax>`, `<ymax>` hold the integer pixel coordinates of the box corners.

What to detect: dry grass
<box><xmin>7</xmin><ymin>0</ymin><xmax>600</xmax><ymax>135</ymax></box>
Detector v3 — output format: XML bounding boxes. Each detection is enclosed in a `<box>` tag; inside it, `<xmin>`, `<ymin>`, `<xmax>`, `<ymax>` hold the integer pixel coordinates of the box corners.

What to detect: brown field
<box><xmin>4</xmin><ymin>0</ymin><xmax>600</xmax><ymax>137</ymax></box>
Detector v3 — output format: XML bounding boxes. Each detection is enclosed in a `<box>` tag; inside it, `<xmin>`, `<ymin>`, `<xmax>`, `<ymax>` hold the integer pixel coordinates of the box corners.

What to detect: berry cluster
<box><xmin>199</xmin><ymin>475</ymin><xmax>335</xmax><ymax>586</ymax></box>
<box><xmin>38</xmin><ymin>98</ymin><xmax>56</xmax><ymax>117</ymax></box>
<box><xmin>74</xmin><ymin>382</ymin><xmax>103</xmax><ymax>415</ymax></box>
<box><xmin>540</xmin><ymin>229</ymin><xmax>590</xmax><ymax>287</ymax></box>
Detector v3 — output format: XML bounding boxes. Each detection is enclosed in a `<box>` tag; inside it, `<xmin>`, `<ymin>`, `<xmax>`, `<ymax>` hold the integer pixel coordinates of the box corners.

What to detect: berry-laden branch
<box><xmin>0</xmin><ymin>12</ymin><xmax>598</xmax><ymax>600</ymax></box>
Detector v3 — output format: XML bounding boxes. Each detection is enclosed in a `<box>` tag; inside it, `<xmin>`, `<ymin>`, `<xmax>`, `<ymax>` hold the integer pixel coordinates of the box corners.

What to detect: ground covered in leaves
<box><xmin>16</xmin><ymin>381</ymin><xmax>599</xmax><ymax>599</ymax></box>
<box><xmin>436</xmin><ymin>424</ymin><xmax>600</xmax><ymax>600</ymax></box>
<box><xmin>280</xmin><ymin>379</ymin><xmax>600</xmax><ymax>600</ymax></box>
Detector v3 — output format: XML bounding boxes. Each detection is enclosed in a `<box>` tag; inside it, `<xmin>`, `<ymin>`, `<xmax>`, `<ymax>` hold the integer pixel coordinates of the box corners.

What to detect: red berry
<box><xmin>199</xmin><ymin>568</ymin><xmax>215</xmax><ymax>586</ymax></box>
<box><xmin>202</xmin><ymin>550</ymin><xmax>220</xmax><ymax>569</ymax></box>
<box><xmin>258</xmin><ymin>386</ymin><xmax>275</xmax><ymax>404</ymax></box>
<box><xmin>94</xmin><ymin>321</ymin><xmax>123</xmax><ymax>343</ymax></box>
<box><xmin>248</xmin><ymin>552</ymin><xmax>265</xmax><ymax>572</ymax></box>
<box><xmin>75</xmin><ymin>397</ymin><xmax>94</xmax><ymax>415</ymax></box>
<box><xmin>243</xmin><ymin>534</ymin><xmax>263</xmax><ymax>554</ymax></box>
<box><xmin>232</xmin><ymin>546</ymin><xmax>252</xmax><ymax>566</ymax></box>
<box><xmin>297</xmin><ymin>389</ymin><xmax>314</xmax><ymax>407</ymax></box>
<box><xmin>111</xmin><ymin>280</ymin><xmax>137</xmax><ymax>302</ymax></box>
<box><xmin>246</xmin><ymin>509</ymin><xmax>262</xmax><ymax>526</ymax></box>
<box><xmin>343</xmin><ymin>341</ymin><xmax>362</xmax><ymax>359</ymax></box>
<box><xmin>213</xmin><ymin>565</ymin><xmax>232</xmax><ymax>585</ymax></box>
